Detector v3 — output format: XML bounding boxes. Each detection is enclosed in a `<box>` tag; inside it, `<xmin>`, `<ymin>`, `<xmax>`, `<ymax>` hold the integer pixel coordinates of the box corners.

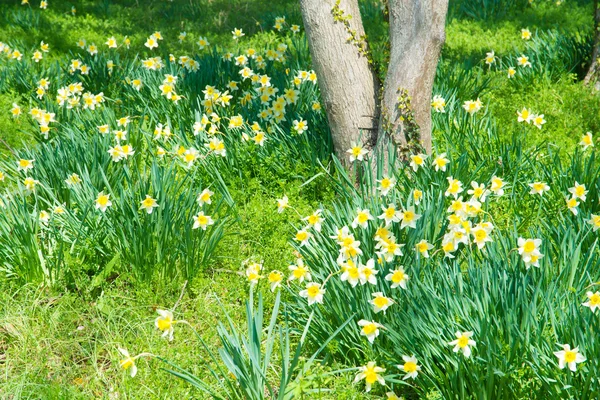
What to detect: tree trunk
<box><xmin>380</xmin><ymin>0</ymin><xmax>448</xmax><ymax>154</ymax></box>
<box><xmin>300</xmin><ymin>0</ymin><xmax>448</xmax><ymax>161</ymax></box>
<box><xmin>584</xmin><ymin>0</ymin><xmax>600</xmax><ymax>90</ymax></box>
<box><xmin>299</xmin><ymin>0</ymin><xmax>380</xmax><ymax>161</ymax></box>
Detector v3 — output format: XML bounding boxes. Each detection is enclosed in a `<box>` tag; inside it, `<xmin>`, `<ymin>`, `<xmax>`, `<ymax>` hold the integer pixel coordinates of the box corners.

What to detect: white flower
<box><xmin>433</xmin><ymin>153</ymin><xmax>449</xmax><ymax>172</ymax></box>
<box><xmin>95</xmin><ymin>192</ymin><xmax>112</xmax><ymax>212</ymax></box>
<box><xmin>277</xmin><ymin>195</ymin><xmax>289</xmax><ymax>213</ymax></box>
<box><xmin>449</xmin><ymin>330</ymin><xmax>476</xmax><ymax>358</ymax></box>
<box><xmin>385</xmin><ymin>266</ymin><xmax>409</xmax><ymax>289</ymax></box>
<box><xmin>352</xmin><ymin>209</ymin><xmax>373</xmax><ymax>229</ymax></box>
<box><xmin>582</xmin><ymin>291</ymin><xmax>600</xmax><ymax>313</ymax></box>
<box><xmin>554</xmin><ymin>344</ymin><xmax>586</xmax><ymax>371</ymax></box>
<box><xmin>580</xmin><ymin>132</ymin><xmax>594</xmax><ymax>150</ymax></box>
<box><xmin>410</xmin><ymin>154</ymin><xmax>427</xmax><ymax>172</ymax></box>
<box><xmin>359</xmin><ymin>259</ymin><xmax>379</xmax><ymax>285</ymax></box>
<box><xmin>568</xmin><ymin>182</ymin><xmax>588</xmax><ymax>201</ymax></box>
<box><xmin>155</xmin><ymin>309</ymin><xmax>175</xmax><ymax>341</ymax></box>
<box><xmin>358</xmin><ymin>320</ymin><xmax>383</xmax><ymax>343</ymax></box>
<box><xmin>118</xmin><ymin>348</ymin><xmax>138</xmax><ymax>378</ymax></box>
<box><xmin>377</xmin><ymin>175</ymin><xmax>396</xmax><ymax>196</ymax></box>
<box><xmin>192</xmin><ymin>211</ymin><xmax>214</xmax><ymax>230</ymax></box>
<box><xmin>139</xmin><ymin>195</ymin><xmax>159</xmax><ymax>214</ymax></box>
<box><xmin>397</xmin><ymin>355</ymin><xmax>420</xmax><ymax>380</ymax></box>
<box><xmin>299</xmin><ymin>282</ymin><xmax>325</xmax><ymax>305</ymax></box>
<box><xmin>353</xmin><ymin>361</ymin><xmax>385</xmax><ymax>392</ymax></box>
<box><xmin>369</xmin><ymin>292</ymin><xmax>394</xmax><ymax>314</ymax></box>
<box><xmin>378</xmin><ymin>203</ymin><xmax>401</xmax><ymax>225</ymax></box>
<box><xmin>399</xmin><ymin>207</ymin><xmax>421</xmax><ymax>229</ymax></box>
<box><xmin>529</xmin><ymin>182</ymin><xmax>549</xmax><ymax>196</ymax></box>
<box><xmin>347</xmin><ymin>143</ymin><xmax>368</xmax><ymax>162</ymax></box>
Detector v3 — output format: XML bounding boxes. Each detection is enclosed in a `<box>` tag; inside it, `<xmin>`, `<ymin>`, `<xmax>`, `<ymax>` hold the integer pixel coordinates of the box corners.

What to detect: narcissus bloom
<box><xmin>532</xmin><ymin>114</ymin><xmax>546</xmax><ymax>129</ymax></box>
<box><xmin>413</xmin><ymin>189</ymin><xmax>423</xmax><ymax>205</ymax></box>
<box><xmin>23</xmin><ymin>177</ymin><xmax>40</xmax><ymax>192</ymax></box>
<box><xmin>568</xmin><ymin>182</ymin><xmax>588</xmax><ymax>201</ymax></box>
<box><xmin>449</xmin><ymin>331</ymin><xmax>476</xmax><ymax>358</ymax></box>
<box><xmin>580</xmin><ymin>132</ymin><xmax>594</xmax><ymax>150</ymax></box>
<box><xmin>118</xmin><ymin>348</ymin><xmax>138</xmax><ymax>377</ymax></box>
<box><xmin>295</xmin><ymin>229</ymin><xmax>312</xmax><ymax>247</ymax></box>
<box><xmin>377</xmin><ymin>175</ymin><xmax>396</xmax><ymax>196</ymax></box>
<box><xmin>277</xmin><ymin>195</ymin><xmax>289</xmax><ymax>213</ymax></box>
<box><xmin>232</xmin><ymin>28</ymin><xmax>245</xmax><ymax>40</ymax></box>
<box><xmin>197</xmin><ymin>188</ymin><xmax>214</xmax><ymax>206</ymax></box>
<box><xmin>358</xmin><ymin>320</ymin><xmax>383</xmax><ymax>343</ymax></box>
<box><xmin>463</xmin><ymin>98</ymin><xmax>482</xmax><ymax>114</ymax></box>
<box><xmin>431</xmin><ymin>94</ymin><xmax>446</xmax><ymax>113</ymax></box>
<box><xmin>554</xmin><ymin>344</ymin><xmax>586</xmax><ymax>371</ymax></box>
<box><xmin>472</xmin><ymin>223</ymin><xmax>494</xmax><ymax>249</ymax></box>
<box><xmin>484</xmin><ymin>50</ymin><xmax>496</xmax><ymax>65</ymax></box>
<box><xmin>433</xmin><ymin>153</ymin><xmax>449</xmax><ymax>172</ymax></box>
<box><xmin>582</xmin><ymin>291</ymin><xmax>600</xmax><ymax>313</ymax></box>
<box><xmin>529</xmin><ymin>182</ymin><xmax>549</xmax><ymax>196</ymax></box>
<box><xmin>293</xmin><ymin>119</ymin><xmax>308</xmax><ymax>134</ymax></box>
<box><xmin>468</xmin><ymin>181</ymin><xmax>489</xmax><ymax>202</ymax></box>
<box><xmin>155</xmin><ymin>309</ymin><xmax>176</xmax><ymax>341</ymax></box>
<box><xmin>352</xmin><ymin>209</ymin><xmax>374</xmax><ymax>229</ymax></box>
<box><xmin>400</xmin><ymin>207</ymin><xmax>421</xmax><ymax>229</ymax></box>
<box><xmin>517</xmin><ymin>54</ymin><xmax>531</xmax><ymax>67</ymax></box>
<box><xmin>359</xmin><ymin>259</ymin><xmax>379</xmax><ymax>285</ymax></box>
<box><xmin>268</xmin><ymin>270</ymin><xmax>283</xmax><ymax>292</ymax></box>
<box><xmin>588</xmin><ymin>214</ymin><xmax>600</xmax><ymax>231</ymax></box>
<box><xmin>517</xmin><ymin>108</ymin><xmax>533</xmax><ymax>123</ymax></box>
<box><xmin>340</xmin><ymin>259</ymin><xmax>361</xmax><ymax>287</ymax></box>
<box><xmin>566</xmin><ymin>197</ymin><xmax>579</xmax><ymax>215</ymax></box>
<box><xmin>507</xmin><ymin>67</ymin><xmax>516</xmax><ymax>78</ymax></box>
<box><xmin>17</xmin><ymin>158</ymin><xmax>34</xmax><ymax>172</ymax></box>
<box><xmin>193</xmin><ymin>211</ymin><xmax>214</xmax><ymax>230</ymax></box>
<box><xmin>246</xmin><ymin>262</ymin><xmax>262</xmax><ymax>285</ymax></box>
<box><xmin>347</xmin><ymin>143</ymin><xmax>368</xmax><ymax>162</ymax></box>
<box><xmin>354</xmin><ymin>361</ymin><xmax>385</xmax><ymax>392</ymax></box>
<box><xmin>385</xmin><ymin>266</ymin><xmax>409</xmax><ymax>289</ymax></box>
<box><xmin>106</xmin><ymin>37</ymin><xmax>117</xmax><ymax>48</ymax></box>
<box><xmin>378</xmin><ymin>203</ymin><xmax>400</xmax><ymax>225</ymax></box>
<box><xmin>398</xmin><ymin>355</ymin><xmax>420</xmax><ymax>380</ymax></box>
<box><xmin>445</xmin><ymin>177</ymin><xmax>464</xmax><ymax>199</ymax></box>
<box><xmin>410</xmin><ymin>153</ymin><xmax>427</xmax><ymax>172</ymax></box>
<box><xmin>304</xmin><ymin>209</ymin><xmax>324</xmax><ymax>232</ymax></box>
<box><xmin>288</xmin><ymin>259</ymin><xmax>311</xmax><ymax>283</ymax></box>
<box><xmin>490</xmin><ymin>176</ymin><xmax>505</xmax><ymax>196</ymax></box>
<box><xmin>415</xmin><ymin>239</ymin><xmax>433</xmax><ymax>258</ymax></box>
<box><xmin>299</xmin><ymin>282</ymin><xmax>325</xmax><ymax>305</ymax></box>
<box><xmin>11</xmin><ymin>103</ymin><xmax>21</xmax><ymax>117</ymax></box>
<box><xmin>370</xmin><ymin>292</ymin><xmax>394</xmax><ymax>314</ymax></box>
<box><xmin>521</xmin><ymin>28</ymin><xmax>532</xmax><ymax>40</ymax></box>
<box><xmin>95</xmin><ymin>192</ymin><xmax>112</xmax><ymax>212</ymax></box>
<box><xmin>140</xmin><ymin>195</ymin><xmax>159</xmax><ymax>214</ymax></box>
<box><xmin>517</xmin><ymin>237</ymin><xmax>544</xmax><ymax>268</ymax></box>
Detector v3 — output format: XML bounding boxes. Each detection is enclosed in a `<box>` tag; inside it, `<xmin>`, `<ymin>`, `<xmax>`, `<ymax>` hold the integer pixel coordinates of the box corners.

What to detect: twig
<box><xmin>0</xmin><ymin>138</ymin><xmax>16</xmax><ymax>156</ymax></box>
<box><xmin>172</xmin><ymin>280</ymin><xmax>188</xmax><ymax>311</ymax></box>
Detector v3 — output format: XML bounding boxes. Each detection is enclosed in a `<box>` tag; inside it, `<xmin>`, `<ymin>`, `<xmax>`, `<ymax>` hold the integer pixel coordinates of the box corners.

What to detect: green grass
<box><xmin>1</xmin><ymin>0</ymin><xmax>600</xmax><ymax>398</ymax></box>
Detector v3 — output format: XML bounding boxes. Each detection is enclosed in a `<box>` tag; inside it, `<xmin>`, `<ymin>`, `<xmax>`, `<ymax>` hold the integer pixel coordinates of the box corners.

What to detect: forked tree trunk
<box><xmin>585</xmin><ymin>0</ymin><xmax>600</xmax><ymax>90</ymax></box>
<box><xmin>381</xmin><ymin>0</ymin><xmax>448</xmax><ymax>153</ymax></box>
<box><xmin>299</xmin><ymin>0</ymin><xmax>380</xmax><ymax>162</ymax></box>
<box><xmin>300</xmin><ymin>0</ymin><xmax>448</xmax><ymax>161</ymax></box>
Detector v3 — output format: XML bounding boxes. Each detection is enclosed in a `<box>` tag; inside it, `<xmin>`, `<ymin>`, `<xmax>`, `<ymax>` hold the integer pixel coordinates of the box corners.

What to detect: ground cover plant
<box><xmin>0</xmin><ymin>0</ymin><xmax>600</xmax><ymax>399</ymax></box>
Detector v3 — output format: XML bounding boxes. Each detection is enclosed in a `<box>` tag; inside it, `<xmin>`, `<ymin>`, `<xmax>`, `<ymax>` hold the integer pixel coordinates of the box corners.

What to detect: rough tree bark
<box><xmin>381</xmin><ymin>0</ymin><xmax>448</xmax><ymax>154</ymax></box>
<box><xmin>584</xmin><ymin>0</ymin><xmax>600</xmax><ymax>90</ymax></box>
<box><xmin>299</xmin><ymin>0</ymin><xmax>448</xmax><ymax>160</ymax></box>
<box><xmin>299</xmin><ymin>0</ymin><xmax>380</xmax><ymax>162</ymax></box>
